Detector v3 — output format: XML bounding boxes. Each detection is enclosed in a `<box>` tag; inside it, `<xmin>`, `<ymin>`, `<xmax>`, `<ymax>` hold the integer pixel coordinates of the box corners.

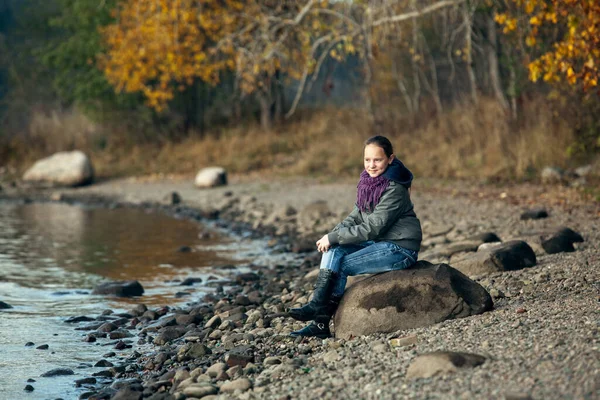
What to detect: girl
<box><xmin>288</xmin><ymin>135</ymin><xmax>422</xmax><ymax>338</ymax></box>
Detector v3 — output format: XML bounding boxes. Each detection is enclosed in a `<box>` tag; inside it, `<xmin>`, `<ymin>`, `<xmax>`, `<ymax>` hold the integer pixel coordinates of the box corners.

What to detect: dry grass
<box><xmin>2</xmin><ymin>97</ymin><xmax>579</xmax><ymax>182</ymax></box>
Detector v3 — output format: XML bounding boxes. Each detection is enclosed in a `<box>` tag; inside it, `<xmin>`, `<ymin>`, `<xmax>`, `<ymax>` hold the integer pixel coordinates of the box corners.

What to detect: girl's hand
<box><xmin>316</xmin><ymin>235</ymin><xmax>331</xmax><ymax>253</ymax></box>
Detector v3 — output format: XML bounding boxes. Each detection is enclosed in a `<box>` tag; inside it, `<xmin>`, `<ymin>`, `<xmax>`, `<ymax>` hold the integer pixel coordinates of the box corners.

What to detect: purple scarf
<box><xmin>356</xmin><ymin>170</ymin><xmax>390</xmax><ymax>212</ymax></box>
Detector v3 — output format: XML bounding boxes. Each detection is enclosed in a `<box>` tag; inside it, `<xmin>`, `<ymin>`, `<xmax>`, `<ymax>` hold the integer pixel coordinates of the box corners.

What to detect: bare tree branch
<box><xmin>372</xmin><ymin>0</ymin><xmax>467</xmax><ymax>27</ymax></box>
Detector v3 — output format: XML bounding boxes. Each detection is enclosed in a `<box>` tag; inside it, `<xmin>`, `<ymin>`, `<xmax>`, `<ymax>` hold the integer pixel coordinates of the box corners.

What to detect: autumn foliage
<box><xmin>496</xmin><ymin>0</ymin><xmax>600</xmax><ymax>93</ymax></box>
<box><xmin>100</xmin><ymin>0</ymin><xmax>356</xmax><ymax>112</ymax></box>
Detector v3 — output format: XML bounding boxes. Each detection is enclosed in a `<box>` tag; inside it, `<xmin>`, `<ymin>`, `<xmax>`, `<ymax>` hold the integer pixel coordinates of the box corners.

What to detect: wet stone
<box><xmin>0</xmin><ymin>300</ymin><xmax>13</xmax><ymax>309</ymax></box>
<box><xmin>95</xmin><ymin>360</ymin><xmax>114</xmax><ymax>367</ymax></box>
<box><xmin>41</xmin><ymin>368</ymin><xmax>75</xmax><ymax>377</ymax></box>
<box><xmin>75</xmin><ymin>377</ymin><xmax>97</xmax><ymax>387</ymax></box>
<box><xmin>65</xmin><ymin>315</ymin><xmax>95</xmax><ymax>323</ymax></box>
<box><xmin>36</xmin><ymin>344</ymin><xmax>49</xmax><ymax>350</ymax></box>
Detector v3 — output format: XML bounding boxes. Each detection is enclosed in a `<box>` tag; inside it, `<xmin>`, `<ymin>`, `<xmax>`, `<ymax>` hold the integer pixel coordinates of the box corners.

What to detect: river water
<box><xmin>0</xmin><ymin>201</ymin><xmax>284</xmax><ymax>399</ymax></box>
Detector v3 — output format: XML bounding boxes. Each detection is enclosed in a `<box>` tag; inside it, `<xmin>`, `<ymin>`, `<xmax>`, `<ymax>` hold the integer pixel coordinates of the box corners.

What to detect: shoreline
<box><xmin>1</xmin><ymin>177</ymin><xmax>599</xmax><ymax>399</ymax></box>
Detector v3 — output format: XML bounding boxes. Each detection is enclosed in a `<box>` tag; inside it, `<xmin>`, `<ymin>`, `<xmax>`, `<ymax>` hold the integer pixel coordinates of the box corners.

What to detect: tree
<box><xmin>496</xmin><ymin>0</ymin><xmax>599</xmax><ymax>94</ymax></box>
<box><xmin>101</xmin><ymin>0</ymin><xmax>470</xmax><ymax>130</ymax></box>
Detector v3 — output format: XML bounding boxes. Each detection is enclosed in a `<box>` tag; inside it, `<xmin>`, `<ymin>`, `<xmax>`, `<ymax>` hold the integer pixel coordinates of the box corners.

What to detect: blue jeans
<box><xmin>320</xmin><ymin>241</ymin><xmax>418</xmax><ymax>297</ymax></box>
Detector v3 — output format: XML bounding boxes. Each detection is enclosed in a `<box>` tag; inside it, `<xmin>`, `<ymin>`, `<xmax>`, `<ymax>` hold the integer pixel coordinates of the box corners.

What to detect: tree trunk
<box><xmin>463</xmin><ymin>3</ymin><xmax>478</xmax><ymax>105</ymax></box>
<box><xmin>273</xmin><ymin>69</ymin><xmax>284</xmax><ymax>125</ymax></box>
<box><xmin>257</xmin><ymin>90</ymin><xmax>272</xmax><ymax>131</ymax></box>
<box><xmin>487</xmin><ymin>15</ymin><xmax>509</xmax><ymax>111</ymax></box>
<box><xmin>410</xmin><ymin>0</ymin><xmax>421</xmax><ymax>114</ymax></box>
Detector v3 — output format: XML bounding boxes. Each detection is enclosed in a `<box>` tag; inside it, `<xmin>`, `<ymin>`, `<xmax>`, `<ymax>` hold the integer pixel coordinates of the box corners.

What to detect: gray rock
<box><xmin>452</xmin><ymin>240</ymin><xmax>536</xmax><ymax>276</ymax></box>
<box><xmin>180</xmin><ymin>277</ymin><xmax>203</xmax><ymax>286</ymax></box>
<box><xmin>97</xmin><ymin>322</ymin><xmax>118</xmax><ymax>333</ymax></box>
<box><xmin>194</xmin><ymin>167</ymin><xmax>227</xmax><ymax>188</ymax></box>
<box><xmin>40</xmin><ymin>368</ymin><xmax>74</xmax><ymax>377</ymax></box>
<box><xmin>225</xmin><ymin>346</ymin><xmax>254</xmax><ymax>367</ymax></box>
<box><xmin>153</xmin><ymin>326</ymin><xmax>187</xmax><ymax>345</ymax></box>
<box><xmin>334</xmin><ymin>262</ymin><xmax>493</xmax><ymax>339</ymax></box>
<box><xmin>207</xmin><ymin>362</ymin><xmax>227</xmax><ymax>378</ymax></box>
<box><xmin>92</xmin><ymin>281</ymin><xmax>144</xmax><ymax>297</ymax></box>
<box><xmin>541</xmin><ymin>227</ymin><xmax>584</xmax><ymax>254</ymax></box>
<box><xmin>112</xmin><ymin>386</ymin><xmax>143</xmax><ymax>400</ymax></box>
<box><xmin>389</xmin><ymin>334</ymin><xmax>418</xmax><ymax>348</ymax></box>
<box><xmin>183</xmin><ymin>383</ymin><xmax>218</xmax><ymax>397</ymax></box>
<box><xmin>220</xmin><ymin>378</ymin><xmax>252</xmax><ymax>393</ymax></box>
<box><xmin>177</xmin><ymin>342</ymin><xmax>211</xmax><ymax>361</ymax></box>
<box><xmin>541</xmin><ymin>166</ymin><xmax>563</xmax><ymax>184</ymax></box>
<box><xmin>22</xmin><ymin>150</ymin><xmax>94</xmax><ymax>187</ymax></box>
<box><xmin>406</xmin><ymin>351</ymin><xmax>486</xmax><ymax>379</ymax></box>
<box><xmin>204</xmin><ymin>315</ymin><xmax>221</xmax><ymax>329</ymax></box>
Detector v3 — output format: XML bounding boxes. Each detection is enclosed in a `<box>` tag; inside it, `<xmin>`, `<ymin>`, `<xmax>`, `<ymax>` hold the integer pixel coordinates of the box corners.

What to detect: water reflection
<box><xmin>0</xmin><ymin>202</ymin><xmax>236</xmax><ymax>290</ymax></box>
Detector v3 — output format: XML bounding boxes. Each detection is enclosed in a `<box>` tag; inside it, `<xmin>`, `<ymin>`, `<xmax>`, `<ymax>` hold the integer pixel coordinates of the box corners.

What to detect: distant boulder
<box><xmin>23</xmin><ymin>151</ymin><xmax>93</xmax><ymax>187</ymax></box>
<box><xmin>541</xmin><ymin>166</ymin><xmax>563</xmax><ymax>184</ymax></box>
<box><xmin>92</xmin><ymin>281</ymin><xmax>144</xmax><ymax>297</ymax></box>
<box><xmin>194</xmin><ymin>167</ymin><xmax>227</xmax><ymax>188</ymax></box>
<box><xmin>452</xmin><ymin>240</ymin><xmax>536</xmax><ymax>276</ymax></box>
<box><xmin>541</xmin><ymin>227</ymin><xmax>584</xmax><ymax>254</ymax></box>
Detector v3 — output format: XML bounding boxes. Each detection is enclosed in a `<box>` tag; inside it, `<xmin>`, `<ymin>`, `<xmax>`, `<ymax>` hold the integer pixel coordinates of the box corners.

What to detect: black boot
<box><xmin>288</xmin><ymin>269</ymin><xmax>336</xmax><ymax>322</ymax></box>
<box><xmin>290</xmin><ymin>294</ymin><xmax>343</xmax><ymax>339</ymax></box>
<box><xmin>290</xmin><ymin>320</ymin><xmax>331</xmax><ymax>339</ymax></box>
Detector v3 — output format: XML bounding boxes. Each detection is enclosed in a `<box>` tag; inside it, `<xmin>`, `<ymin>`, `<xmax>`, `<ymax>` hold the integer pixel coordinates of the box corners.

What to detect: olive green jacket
<box><xmin>327</xmin><ymin>181</ymin><xmax>422</xmax><ymax>251</ymax></box>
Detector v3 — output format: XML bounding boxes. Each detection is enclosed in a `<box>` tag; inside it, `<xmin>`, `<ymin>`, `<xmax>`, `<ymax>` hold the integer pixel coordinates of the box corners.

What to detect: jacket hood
<box><xmin>383</xmin><ymin>158</ymin><xmax>413</xmax><ymax>188</ymax></box>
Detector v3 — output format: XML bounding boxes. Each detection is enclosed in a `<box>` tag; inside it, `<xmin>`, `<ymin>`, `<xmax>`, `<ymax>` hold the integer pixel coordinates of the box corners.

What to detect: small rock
<box><xmin>36</xmin><ymin>344</ymin><xmax>49</xmax><ymax>350</ymax></box>
<box><xmin>322</xmin><ymin>350</ymin><xmax>340</xmax><ymax>363</ymax></box>
<box><xmin>92</xmin><ymin>281</ymin><xmax>144</xmax><ymax>297</ymax></box>
<box><xmin>75</xmin><ymin>377</ymin><xmax>97</xmax><ymax>387</ymax></box>
<box><xmin>541</xmin><ymin>166</ymin><xmax>563</xmax><ymax>184</ymax></box>
<box><xmin>520</xmin><ymin>207</ymin><xmax>548</xmax><ymax>220</ymax></box>
<box><xmin>194</xmin><ymin>167</ymin><xmax>227</xmax><ymax>188</ymax></box>
<box><xmin>163</xmin><ymin>191</ymin><xmax>182</xmax><ymax>205</ymax></box>
<box><xmin>94</xmin><ymin>360</ymin><xmax>114</xmax><ymax>367</ymax></box>
<box><xmin>41</xmin><ymin>368</ymin><xmax>75</xmax><ymax>377</ymax></box>
<box><xmin>220</xmin><ymin>378</ymin><xmax>252</xmax><ymax>393</ymax></box>
<box><xmin>180</xmin><ymin>277</ymin><xmax>203</xmax><ymax>286</ymax></box>
<box><xmin>406</xmin><ymin>351</ymin><xmax>486</xmax><ymax>379</ymax></box>
<box><xmin>207</xmin><ymin>363</ymin><xmax>227</xmax><ymax>378</ymax></box>
<box><xmin>65</xmin><ymin>315</ymin><xmax>95</xmax><ymax>323</ymax></box>
<box><xmin>389</xmin><ymin>335</ymin><xmax>418</xmax><ymax>348</ymax></box>
<box><xmin>183</xmin><ymin>384</ymin><xmax>218</xmax><ymax>398</ymax></box>
<box><xmin>24</xmin><ymin>385</ymin><xmax>34</xmax><ymax>392</ymax></box>
<box><xmin>263</xmin><ymin>356</ymin><xmax>282</xmax><ymax>365</ymax></box>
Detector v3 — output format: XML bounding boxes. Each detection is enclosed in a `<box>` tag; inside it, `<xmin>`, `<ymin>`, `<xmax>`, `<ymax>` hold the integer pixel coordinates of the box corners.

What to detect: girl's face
<box><xmin>364</xmin><ymin>144</ymin><xmax>394</xmax><ymax>178</ymax></box>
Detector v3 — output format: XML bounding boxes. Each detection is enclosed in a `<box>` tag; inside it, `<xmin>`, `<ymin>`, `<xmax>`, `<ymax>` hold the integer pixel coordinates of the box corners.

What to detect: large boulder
<box><xmin>194</xmin><ymin>167</ymin><xmax>227</xmax><ymax>188</ymax></box>
<box><xmin>23</xmin><ymin>151</ymin><xmax>93</xmax><ymax>187</ymax></box>
<box><xmin>92</xmin><ymin>280</ymin><xmax>144</xmax><ymax>297</ymax></box>
<box><xmin>452</xmin><ymin>240</ymin><xmax>536</xmax><ymax>277</ymax></box>
<box><xmin>333</xmin><ymin>261</ymin><xmax>493</xmax><ymax>339</ymax></box>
